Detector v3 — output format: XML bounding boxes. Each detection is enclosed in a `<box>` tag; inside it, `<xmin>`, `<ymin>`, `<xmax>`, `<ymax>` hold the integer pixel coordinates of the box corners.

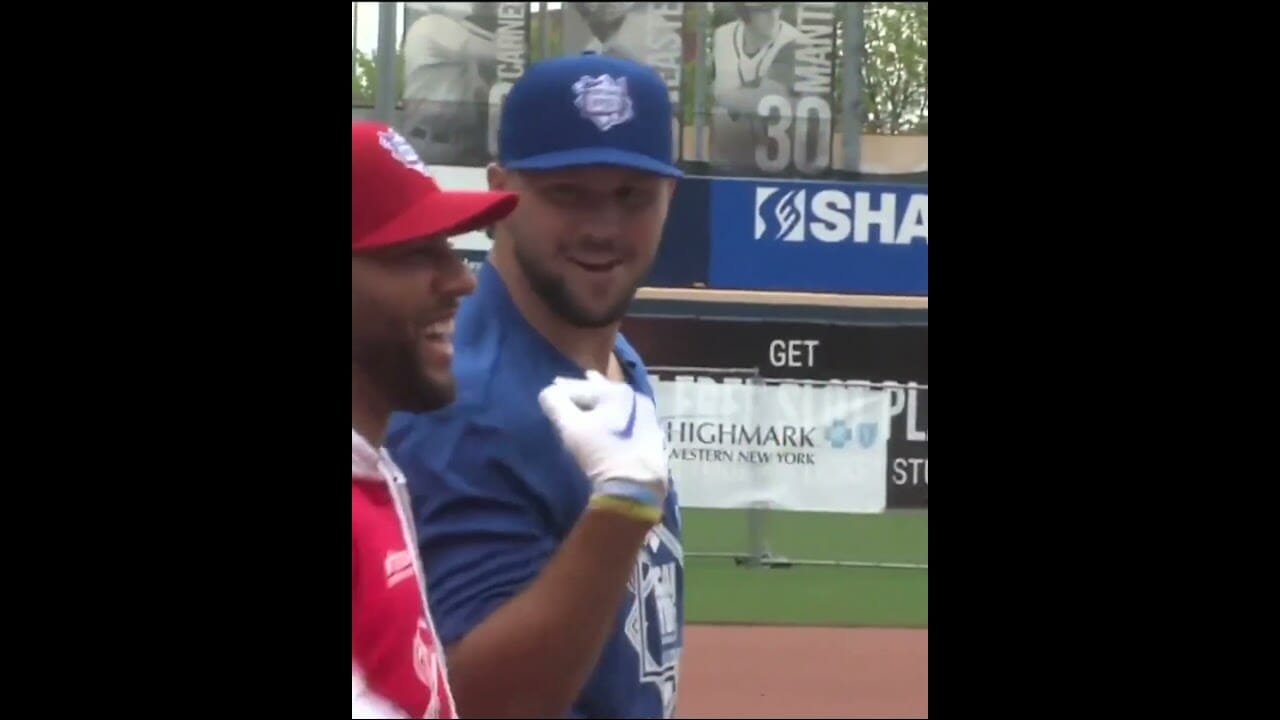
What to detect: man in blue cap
<box><xmin>387</xmin><ymin>52</ymin><xmax>685</xmax><ymax>719</ymax></box>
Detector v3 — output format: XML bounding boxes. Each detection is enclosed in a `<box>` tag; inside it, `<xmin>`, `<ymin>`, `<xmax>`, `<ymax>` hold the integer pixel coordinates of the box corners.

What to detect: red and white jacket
<box><xmin>352</xmin><ymin>429</ymin><xmax>456</xmax><ymax>719</ymax></box>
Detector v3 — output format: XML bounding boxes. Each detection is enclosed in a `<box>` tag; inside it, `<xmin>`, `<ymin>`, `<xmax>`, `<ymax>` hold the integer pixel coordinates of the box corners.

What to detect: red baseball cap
<box><xmin>352</xmin><ymin>121</ymin><xmax>518</xmax><ymax>252</ymax></box>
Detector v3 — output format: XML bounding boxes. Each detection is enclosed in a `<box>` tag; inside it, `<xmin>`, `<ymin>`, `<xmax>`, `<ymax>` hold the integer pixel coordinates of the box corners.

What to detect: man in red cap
<box><xmin>351</xmin><ymin>120</ymin><xmax>517</xmax><ymax>718</ymax></box>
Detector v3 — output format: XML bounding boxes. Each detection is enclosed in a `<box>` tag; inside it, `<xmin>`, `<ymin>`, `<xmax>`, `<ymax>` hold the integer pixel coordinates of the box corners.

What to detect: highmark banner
<box><xmin>625</xmin><ymin>316</ymin><xmax>928</xmax><ymax>511</ymax></box>
<box><xmin>654</xmin><ymin>375</ymin><xmax>890</xmax><ymax>513</ymax></box>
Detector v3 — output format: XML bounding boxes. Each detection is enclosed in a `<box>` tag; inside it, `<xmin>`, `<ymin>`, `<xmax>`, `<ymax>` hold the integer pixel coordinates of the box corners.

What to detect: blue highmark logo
<box><xmin>824</xmin><ymin>419</ymin><xmax>879</xmax><ymax>450</ymax></box>
<box><xmin>753</xmin><ymin>186</ymin><xmax>928</xmax><ymax>246</ymax></box>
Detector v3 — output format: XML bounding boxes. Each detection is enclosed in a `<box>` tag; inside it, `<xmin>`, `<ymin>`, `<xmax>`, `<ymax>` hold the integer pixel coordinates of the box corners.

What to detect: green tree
<box><xmin>352</xmin><ymin>48</ymin><xmax>376</xmax><ymax>106</ymax></box>
<box><xmin>679</xmin><ymin>1</ymin><xmax>701</xmax><ymax>126</ymax></box>
<box><xmin>529</xmin><ymin>5</ymin><xmax>563</xmax><ymax>61</ymax></box>
<box><xmin>351</xmin><ymin>48</ymin><xmax>405</xmax><ymax>108</ymax></box>
<box><xmin>859</xmin><ymin>2</ymin><xmax>927</xmax><ymax>135</ymax></box>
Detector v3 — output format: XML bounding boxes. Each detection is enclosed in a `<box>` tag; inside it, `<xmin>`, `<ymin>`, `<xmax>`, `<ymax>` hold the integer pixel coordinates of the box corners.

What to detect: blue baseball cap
<box><xmin>498</xmin><ymin>52</ymin><xmax>683</xmax><ymax>178</ymax></box>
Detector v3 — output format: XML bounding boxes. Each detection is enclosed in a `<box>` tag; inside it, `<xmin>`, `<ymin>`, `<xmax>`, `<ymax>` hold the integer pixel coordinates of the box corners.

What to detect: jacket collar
<box><xmin>351</xmin><ymin>428</ymin><xmax>384</xmax><ymax>481</ymax></box>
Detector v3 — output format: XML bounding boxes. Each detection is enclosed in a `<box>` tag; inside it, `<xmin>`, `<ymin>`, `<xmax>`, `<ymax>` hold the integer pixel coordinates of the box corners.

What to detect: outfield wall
<box><xmin>623</xmin><ymin>316</ymin><xmax>928</xmax><ymax>511</ymax></box>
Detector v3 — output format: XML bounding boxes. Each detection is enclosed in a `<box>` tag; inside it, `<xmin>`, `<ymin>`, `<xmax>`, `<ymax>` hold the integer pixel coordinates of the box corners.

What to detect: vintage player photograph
<box><xmin>400</xmin><ymin>2</ymin><xmax>503</xmax><ymax>165</ymax></box>
<box><xmin>563</xmin><ymin>2</ymin><xmax>651</xmax><ymax>62</ymax></box>
<box><xmin>709</xmin><ymin>2</ymin><xmax>799</xmax><ymax>173</ymax></box>
<box><xmin>708</xmin><ymin>2</ymin><xmax>835</xmax><ymax>176</ymax></box>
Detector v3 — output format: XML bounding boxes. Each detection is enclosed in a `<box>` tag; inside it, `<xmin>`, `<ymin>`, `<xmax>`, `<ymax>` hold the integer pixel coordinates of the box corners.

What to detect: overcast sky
<box><xmin>352</xmin><ymin>2</ymin><xmax>401</xmax><ymax>54</ymax></box>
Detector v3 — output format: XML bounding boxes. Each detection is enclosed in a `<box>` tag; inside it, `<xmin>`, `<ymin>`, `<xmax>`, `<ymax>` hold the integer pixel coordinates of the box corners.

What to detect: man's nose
<box><xmin>578</xmin><ymin>201</ymin><xmax>625</xmax><ymax>239</ymax></box>
<box><xmin>435</xmin><ymin>251</ymin><xmax>477</xmax><ymax>298</ymax></box>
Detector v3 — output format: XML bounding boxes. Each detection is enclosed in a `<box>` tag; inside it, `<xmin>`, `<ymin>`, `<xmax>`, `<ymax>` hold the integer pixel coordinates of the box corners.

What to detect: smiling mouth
<box><xmin>422</xmin><ymin>317</ymin><xmax>454</xmax><ymax>344</ymax></box>
<box><xmin>571</xmin><ymin>259</ymin><xmax>620</xmax><ymax>273</ymax></box>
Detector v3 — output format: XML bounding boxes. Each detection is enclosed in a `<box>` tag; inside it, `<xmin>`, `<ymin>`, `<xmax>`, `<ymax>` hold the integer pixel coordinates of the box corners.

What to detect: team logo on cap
<box><xmin>377</xmin><ymin>128</ymin><xmax>432</xmax><ymax>178</ymax></box>
<box><xmin>572</xmin><ymin>74</ymin><xmax>634</xmax><ymax>132</ymax></box>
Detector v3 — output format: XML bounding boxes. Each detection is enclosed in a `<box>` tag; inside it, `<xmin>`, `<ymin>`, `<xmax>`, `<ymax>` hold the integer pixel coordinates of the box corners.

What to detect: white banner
<box><xmin>656</xmin><ymin>377</ymin><xmax>889</xmax><ymax>513</ymax></box>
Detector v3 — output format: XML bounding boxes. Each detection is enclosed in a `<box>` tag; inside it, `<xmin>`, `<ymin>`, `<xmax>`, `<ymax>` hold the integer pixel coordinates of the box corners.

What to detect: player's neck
<box><xmin>492</xmin><ymin>253</ymin><xmax>620</xmax><ymax>377</ymax></box>
<box><xmin>555</xmin><ymin>326</ymin><xmax>621</xmax><ymax>379</ymax></box>
<box><xmin>352</xmin><ymin>366</ymin><xmax>391</xmax><ymax>448</ymax></box>
<box><xmin>744</xmin><ymin>25</ymin><xmax>772</xmax><ymax>53</ymax></box>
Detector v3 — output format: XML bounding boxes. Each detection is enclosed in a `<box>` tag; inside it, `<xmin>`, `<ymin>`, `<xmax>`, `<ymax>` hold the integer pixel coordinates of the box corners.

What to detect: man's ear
<box><xmin>487</xmin><ymin>163</ymin><xmax>507</xmax><ymax>191</ymax></box>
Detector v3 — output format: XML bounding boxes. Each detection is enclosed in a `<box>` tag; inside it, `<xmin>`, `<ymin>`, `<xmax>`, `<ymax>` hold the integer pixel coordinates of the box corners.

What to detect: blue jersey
<box><xmin>387</xmin><ymin>262</ymin><xmax>684</xmax><ymax>719</ymax></box>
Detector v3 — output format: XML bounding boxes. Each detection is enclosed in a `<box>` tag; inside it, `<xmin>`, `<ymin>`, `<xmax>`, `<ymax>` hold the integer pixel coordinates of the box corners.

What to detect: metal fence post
<box><xmin>374</xmin><ymin>2</ymin><xmax>398</xmax><ymax>124</ymax></box>
<box><xmin>692</xmin><ymin>2</ymin><xmax>711</xmax><ymax>162</ymax></box>
<box><xmin>840</xmin><ymin>2</ymin><xmax>866</xmax><ymax>173</ymax></box>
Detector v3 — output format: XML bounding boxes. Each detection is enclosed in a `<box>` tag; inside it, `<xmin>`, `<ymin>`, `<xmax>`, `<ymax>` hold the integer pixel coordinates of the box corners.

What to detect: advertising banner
<box><xmin>562</xmin><ymin>2</ymin><xmax>685</xmax><ymax>146</ymax></box>
<box><xmin>707</xmin><ymin>2</ymin><xmax>838</xmax><ymax>177</ymax></box>
<box><xmin>646</xmin><ymin>174</ymin><xmax>710</xmax><ymax>287</ymax></box>
<box><xmin>401</xmin><ymin>2</ymin><xmax>530</xmax><ymax>166</ymax></box>
<box><xmin>886</xmin><ymin>383</ymin><xmax>928</xmax><ymax>509</ymax></box>
<box><xmin>653</xmin><ymin>375</ymin><xmax>889</xmax><ymax>513</ymax></box>
<box><xmin>708</xmin><ymin>177</ymin><xmax>928</xmax><ymax>295</ymax></box>
<box><xmin>623</xmin><ymin>315</ymin><xmax>928</xmax><ymax>510</ymax></box>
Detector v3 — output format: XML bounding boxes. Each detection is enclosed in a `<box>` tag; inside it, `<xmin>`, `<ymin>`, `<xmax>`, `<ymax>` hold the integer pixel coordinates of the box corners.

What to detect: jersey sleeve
<box><xmin>710</xmin><ymin>23</ymin><xmax>737</xmax><ymax>95</ymax></box>
<box><xmin>404</xmin><ymin>15</ymin><xmax>468</xmax><ymax>67</ymax></box>
<box><xmin>391</xmin><ymin>420</ymin><xmax>570</xmax><ymax>648</ymax></box>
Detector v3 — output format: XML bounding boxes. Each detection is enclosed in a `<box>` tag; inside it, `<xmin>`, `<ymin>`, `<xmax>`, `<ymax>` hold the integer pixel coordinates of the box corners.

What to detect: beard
<box><xmin>513</xmin><ymin>239</ymin><xmax>644</xmax><ymax>329</ymax></box>
<box><xmin>353</xmin><ymin>330</ymin><xmax>455</xmax><ymax>415</ymax></box>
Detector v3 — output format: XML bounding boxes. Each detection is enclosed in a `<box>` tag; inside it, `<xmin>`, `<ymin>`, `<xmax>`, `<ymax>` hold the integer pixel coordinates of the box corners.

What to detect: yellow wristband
<box><xmin>588</xmin><ymin>494</ymin><xmax>663</xmax><ymax>525</ymax></box>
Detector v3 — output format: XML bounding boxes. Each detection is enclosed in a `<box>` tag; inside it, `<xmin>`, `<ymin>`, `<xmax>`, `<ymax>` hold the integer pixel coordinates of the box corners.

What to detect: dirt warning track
<box><xmin>679</xmin><ymin>625</ymin><xmax>928</xmax><ymax>718</ymax></box>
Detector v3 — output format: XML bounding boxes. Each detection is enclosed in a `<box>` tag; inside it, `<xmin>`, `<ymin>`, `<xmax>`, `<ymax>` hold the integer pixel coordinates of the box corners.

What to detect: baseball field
<box><xmin>678</xmin><ymin>508</ymin><xmax>928</xmax><ymax>718</ymax></box>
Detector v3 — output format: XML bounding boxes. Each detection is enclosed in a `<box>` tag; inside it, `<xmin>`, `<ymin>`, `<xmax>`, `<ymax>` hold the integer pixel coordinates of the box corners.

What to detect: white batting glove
<box><xmin>538</xmin><ymin>370</ymin><xmax>669</xmax><ymax>523</ymax></box>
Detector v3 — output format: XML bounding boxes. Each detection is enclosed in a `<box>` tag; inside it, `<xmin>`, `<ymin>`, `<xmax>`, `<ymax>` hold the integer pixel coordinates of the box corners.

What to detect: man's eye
<box><xmin>618</xmin><ymin>187</ymin><xmax>654</xmax><ymax>208</ymax></box>
<box><xmin>403</xmin><ymin>244</ymin><xmax>447</xmax><ymax>263</ymax></box>
<box><xmin>547</xmin><ymin>183</ymin><xmax>601</xmax><ymax>204</ymax></box>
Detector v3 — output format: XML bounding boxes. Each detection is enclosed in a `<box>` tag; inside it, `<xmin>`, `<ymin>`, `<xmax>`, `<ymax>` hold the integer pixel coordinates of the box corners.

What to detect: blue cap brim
<box><xmin>503</xmin><ymin>147</ymin><xmax>683</xmax><ymax>178</ymax></box>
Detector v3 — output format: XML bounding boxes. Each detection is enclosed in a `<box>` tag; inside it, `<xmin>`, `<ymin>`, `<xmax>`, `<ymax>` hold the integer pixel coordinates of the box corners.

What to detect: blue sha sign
<box><xmin>708</xmin><ymin>178</ymin><xmax>928</xmax><ymax>295</ymax></box>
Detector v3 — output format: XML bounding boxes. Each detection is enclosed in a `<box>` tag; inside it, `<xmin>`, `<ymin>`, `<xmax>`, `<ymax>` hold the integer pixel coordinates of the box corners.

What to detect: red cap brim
<box><xmin>353</xmin><ymin>189</ymin><xmax>518</xmax><ymax>253</ymax></box>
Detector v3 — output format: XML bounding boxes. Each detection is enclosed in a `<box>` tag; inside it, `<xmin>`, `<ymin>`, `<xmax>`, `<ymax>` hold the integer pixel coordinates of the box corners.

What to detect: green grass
<box><xmin>682</xmin><ymin>508</ymin><xmax>929</xmax><ymax>564</ymax></box>
<box><xmin>681</xmin><ymin>509</ymin><xmax>928</xmax><ymax>628</ymax></box>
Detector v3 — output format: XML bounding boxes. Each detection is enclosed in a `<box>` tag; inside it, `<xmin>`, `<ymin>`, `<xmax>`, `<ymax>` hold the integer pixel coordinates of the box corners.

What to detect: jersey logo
<box><xmin>384</xmin><ymin>549</ymin><xmax>416</xmax><ymax>588</ymax></box>
<box><xmin>573</xmin><ymin>74</ymin><xmax>635</xmax><ymax>132</ymax></box>
<box><xmin>414</xmin><ymin>618</ymin><xmax>451</xmax><ymax>718</ymax></box>
<box><xmin>378</xmin><ymin>128</ymin><xmax>433</xmax><ymax>178</ymax></box>
<box><xmin>625</xmin><ymin>524</ymin><xmax>683</xmax><ymax>718</ymax></box>
<box><xmin>612</xmin><ymin>393</ymin><xmax>638</xmax><ymax>439</ymax></box>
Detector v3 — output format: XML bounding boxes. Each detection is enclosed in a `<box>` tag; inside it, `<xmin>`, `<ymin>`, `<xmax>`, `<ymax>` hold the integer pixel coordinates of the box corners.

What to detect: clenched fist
<box><xmin>538</xmin><ymin>370</ymin><xmax>669</xmax><ymax>523</ymax></box>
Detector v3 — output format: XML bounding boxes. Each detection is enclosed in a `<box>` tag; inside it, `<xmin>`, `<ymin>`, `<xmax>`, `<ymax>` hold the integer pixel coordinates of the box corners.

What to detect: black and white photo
<box><xmin>708</xmin><ymin>2</ymin><xmax>837</xmax><ymax>177</ymax></box>
<box><xmin>400</xmin><ymin>2</ymin><xmax>529</xmax><ymax>166</ymax></box>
